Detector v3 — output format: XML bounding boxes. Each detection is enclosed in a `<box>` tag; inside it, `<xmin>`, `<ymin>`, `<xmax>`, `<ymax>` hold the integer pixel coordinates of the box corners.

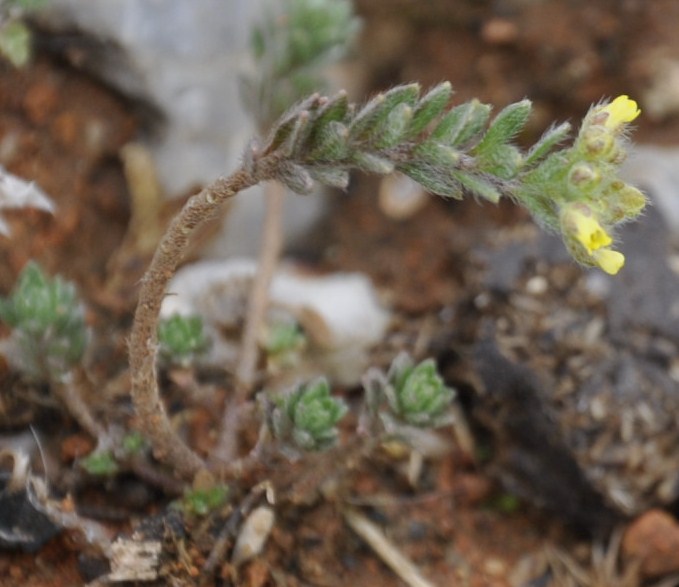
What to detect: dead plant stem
<box><xmin>53</xmin><ymin>366</ymin><xmax>109</xmax><ymax>447</ymax></box>
<box><xmin>237</xmin><ymin>181</ymin><xmax>286</xmax><ymax>395</ymax></box>
<box><xmin>211</xmin><ymin>181</ymin><xmax>285</xmax><ymax>465</ymax></box>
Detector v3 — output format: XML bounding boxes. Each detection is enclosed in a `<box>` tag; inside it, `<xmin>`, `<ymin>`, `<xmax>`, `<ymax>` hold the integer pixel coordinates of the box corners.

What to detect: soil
<box><xmin>2</xmin><ymin>1</ymin><xmax>679</xmax><ymax>586</ymax></box>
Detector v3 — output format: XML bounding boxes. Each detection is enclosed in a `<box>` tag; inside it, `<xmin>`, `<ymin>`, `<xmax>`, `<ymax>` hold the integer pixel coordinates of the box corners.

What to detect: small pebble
<box><xmin>232</xmin><ymin>506</ymin><xmax>275</xmax><ymax>567</ymax></box>
<box><xmin>481</xmin><ymin>18</ymin><xmax>519</xmax><ymax>45</ymax></box>
<box><xmin>483</xmin><ymin>557</ymin><xmax>507</xmax><ymax>577</ymax></box>
<box><xmin>623</xmin><ymin>509</ymin><xmax>679</xmax><ymax>577</ymax></box>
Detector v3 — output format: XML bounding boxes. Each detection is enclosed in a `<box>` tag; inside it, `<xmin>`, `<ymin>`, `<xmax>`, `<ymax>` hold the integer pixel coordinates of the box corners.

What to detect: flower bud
<box><xmin>568</xmin><ymin>162</ymin><xmax>601</xmax><ymax>191</ymax></box>
<box><xmin>580</xmin><ymin>126</ymin><xmax>616</xmax><ymax>160</ymax></box>
<box><xmin>615</xmin><ymin>184</ymin><xmax>646</xmax><ymax>217</ymax></box>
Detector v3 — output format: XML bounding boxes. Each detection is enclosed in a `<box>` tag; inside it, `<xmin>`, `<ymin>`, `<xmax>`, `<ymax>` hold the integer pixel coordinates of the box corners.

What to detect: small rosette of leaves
<box><xmin>0</xmin><ymin>262</ymin><xmax>88</xmax><ymax>378</ymax></box>
<box><xmin>264</xmin><ymin>320</ymin><xmax>306</xmax><ymax>370</ymax></box>
<box><xmin>157</xmin><ymin>314</ymin><xmax>210</xmax><ymax>368</ymax></box>
<box><xmin>79</xmin><ymin>432</ymin><xmax>147</xmax><ymax>477</ymax></box>
<box><xmin>383</xmin><ymin>354</ymin><xmax>455</xmax><ymax>428</ymax></box>
<box><xmin>80</xmin><ymin>451</ymin><xmax>119</xmax><ymax>477</ymax></box>
<box><xmin>270</xmin><ymin>378</ymin><xmax>348</xmax><ymax>451</ymax></box>
<box><xmin>178</xmin><ymin>485</ymin><xmax>229</xmax><ymax>517</ymax></box>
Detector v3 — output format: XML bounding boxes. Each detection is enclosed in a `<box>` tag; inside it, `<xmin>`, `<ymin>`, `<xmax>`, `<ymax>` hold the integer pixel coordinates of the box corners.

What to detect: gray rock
<box><xmin>37</xmin><ymin>0</ymin><xmax>330</xmax><ymax>257</ymax></box>
<box><xmin>467</xmin><ymin>164</ymin><xmax>679</xmax><ymax>526</ymax></box>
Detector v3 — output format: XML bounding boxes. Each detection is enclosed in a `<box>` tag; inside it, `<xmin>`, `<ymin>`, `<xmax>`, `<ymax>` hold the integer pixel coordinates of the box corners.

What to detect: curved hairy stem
<box><xmin>127</xmin><ymin>85</ymin><xmax>645</xmax><ymax>483</ymax></box>
<box><xmin>129</xmin><ymin>168</ymin><xmax>258</xmax><ymax>481</ymax></box>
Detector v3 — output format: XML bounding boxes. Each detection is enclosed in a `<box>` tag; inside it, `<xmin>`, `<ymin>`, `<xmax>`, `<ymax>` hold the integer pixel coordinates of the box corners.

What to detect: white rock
<box><xmin>0</xmin><ymin>166</ymin><xmax>54</xmax><ymax>235</ymax></box>
<box><xmin>162</xmin><ymin>259</ymin><xmax>391</xmax><ymax>385</ymax></box>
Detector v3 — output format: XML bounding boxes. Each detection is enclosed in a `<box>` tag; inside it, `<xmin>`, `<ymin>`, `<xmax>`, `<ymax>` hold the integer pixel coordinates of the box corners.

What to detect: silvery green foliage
<box><xmin>157</xmin><ymin>314</ymin><xmax>210</xmax><ymax>368</ymax></box>
<box><xmin>270</xmin><ymin>377</ymin><xmax>348</xmax><ymax>452</ymax></box>
<box><xmin>363</xmin><ymin>353</ymin><xmax>455</xmax><ymax>433</ymax></box>
<box><xmin>243</xmin><ymin>0</ymin><xmax>358</xmax><ymax>128</ymax></box>
<box><xmin>385</xmin><ymin>354</ymin><xmax>455</xmax><ymax>427</ymax></box>
<box><xmin>251</xmin><ymin>82</ymin><xmax>538</xmax><ymax>200</ymax></box>
<box><xmin>248</xmin><ymin>86</ymin><xmax>645</xmax><ymax>274</ymax></box>
<box><xmin>0</xmin><ymin>166</ymin><xmax>54</xmax><ymax>235</ymax></box>
<box><xmin>0</xmin><ymin>262</ymin><xmax>87</xmax><ymax>379</ymax></box>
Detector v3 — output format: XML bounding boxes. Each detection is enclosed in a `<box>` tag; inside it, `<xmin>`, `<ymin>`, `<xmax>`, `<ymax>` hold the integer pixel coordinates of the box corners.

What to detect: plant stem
<box><xmin>210</xmin><ymin>181</ymin><xmax>286</xmax><ymax>465</ymax></box>
<box><xmin>52</xmin><ymin>366</ymin><xmax>109</xmax><ymax>447</ymax></box>
<box><xmin>342</xmin><ymin>506</ymin><xmax>436</xmax><ymax>587</ymax></box>
<box><xmin>237</xmin><ymin>181</ymin><xmax>286</xmax><ymax>395</ymax></box>
<box><xmin>129</xmin><ymin>168</ymin><xmax>259</xmax><ymax>482</ymax></box>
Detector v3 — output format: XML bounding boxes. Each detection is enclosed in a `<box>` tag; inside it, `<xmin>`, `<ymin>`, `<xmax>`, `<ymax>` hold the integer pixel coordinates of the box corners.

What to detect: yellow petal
<box><xmin>592</xmin><ymin>248</ymin><xmax>625</xmax><ymax>275</ymax></box>
<box><xmin>572</xmin><ymin>212</ymin><xmax>612</xmax><ymax>253</ymax></box>
<box><xmin>603</xmin><ymin>95</ymin><xmax>640</xmax><ymax>129</ymax></box>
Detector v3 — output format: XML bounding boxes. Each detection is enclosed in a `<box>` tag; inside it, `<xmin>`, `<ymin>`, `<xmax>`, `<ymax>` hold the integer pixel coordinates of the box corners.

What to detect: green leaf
<box><xmin>81</xmin><ymin>451</ymin><xmax>119</xmax><ymax>476</ymax></box>
<box><xmin>271</xmin><ymin>377</ymin><xmax>348</xmax><ymax>452</ymax></box>
<box><xmin>0</xmin><ymin>21</ymin><xmax>31</xmax><ymax>68</ymax></box>
<box><xmin>524</xmin><ymin>121</ymin><xmax>572</xmax><ymax>166</ymax></box>
<box><xmin>451</xmin><ymin>171</ymin><xmax>501</xmax><ymax>203</ymax></box>
<box><xmin>431</xmin><ymin>100</ymin><xmax>491</xmax><ymax>147</ymax></box>
<box><xmin>452</xmin><ymin>100</ymin><xmax>492</xmax><ymax>147</ymax></box>
<box><xmin>349</xmin><ymin>83</ymin><xmax>420</xmax><ymax>143</ymax></box>
<box><xmin>477</xmin><ymin>144</ymin><xmax>522</xmax><ymax>180</ymax></box>
<box><xmin>398</xmin><ymin>162</ymin><xmax>463</xmax><ymax>199</ymax></box>
<box><xmin>0</xmin><ymin>262</ymin><xmax>88</xmax><ymax>377</ymax></box>
<box><xmin>307</xmin><ymin>121</ymin><xmax>350</xmax><ymax>161</ymax></box>
<box><xmin>122</xmin><ymin>432</ymin><xmax>146</xmax><ymax>455</ymax></box>
<box><xmin>388</xmin><ymin>356</ymin><xmax>456</xmax><ymax>427</ymax></box>
<box><xmin>264</xmin><ymin>94</ymin><xmax>320</xmax><ymax>155</ymax></box>
<box><xmin>308</xmin><ymin>166</ymin><xmax>350</xmax><ymax>189</ymax></box>
<box><xmin>372</xmin><ymin>102</ymin><xmax>413</xmax><ymax>149</ymax></box>
<box><xmin>314</xmin><ymin>91</ymin><xmax>351</xmax><ymax>126</ymax></box>
<box><xmin>158</xmin><ymin>313</ymin><xmax>210</xmax><ymax>367</ymax></box>
<box><xmin>407</xmin><ymin>82</ymin><xmax>453</xmax><ymax>138</ymax></box>
<box><xmin>282</xmin><ymin>0</ymin><xmax>357</xmax><ymax>73</ymax></box>
<box><xmin>352</xmin><ymin>152</ymin><xmax>395</xmax><ymax>175</ymax></box>
<box><xmin>474</xmin><ymin>99</ymin><xmax>532</xmax><ymax>156</ymax></box>
<box><xmin>278</xmin><ymin>161</ymin><xmax>315</xmax><ymax>194</ymax></box>
<box><xmin>10</xmin><ymin>0</ymin><xmax>47</xmax><ymax>11</ymax></box>
<box><xmin>180</xmin><ymin>485</ymin><xmax>229</xmax><ymax>516</ymax></box>
<box><xmin>264</xmin><ymin>322</ymin><xmax>306</xmax><ymax>355</ymax></box>
<box><xmin>413</xmin><ymin>141</ymin><xmax>461</xmax><ymax>168</ymax></box>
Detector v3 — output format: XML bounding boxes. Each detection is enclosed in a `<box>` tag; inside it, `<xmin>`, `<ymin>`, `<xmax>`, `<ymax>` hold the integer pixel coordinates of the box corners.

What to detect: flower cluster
<box><xmin>518</xmin><ymin>95</ymin><xmax>644</xmax><ymax>274</ymax></box>
<box><xmin>252</xmin><ymin>84</ymin><xmax>644</xmax><ymax>275</ymax></box>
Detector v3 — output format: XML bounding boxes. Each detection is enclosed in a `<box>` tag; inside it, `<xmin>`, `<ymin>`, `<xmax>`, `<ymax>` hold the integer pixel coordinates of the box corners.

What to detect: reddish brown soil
<box><xmin>1</xmin><ymin>2</ymin><xmax>679</xmax><ymax>585</ymax></box>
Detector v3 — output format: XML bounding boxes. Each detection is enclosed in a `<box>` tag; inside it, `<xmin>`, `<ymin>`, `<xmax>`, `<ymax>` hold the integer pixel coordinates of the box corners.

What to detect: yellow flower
<box><xmin>602</xmin><ymin>95</ymin><xmax>640</xmax><ymax>129</ymax></box>
<box><xmin>568</xmin><ymin>209</ymin><xmax>612</xmax><ymax>253</ymax></box>
<box><xmin>592</xmin><ymin>248</ymin><xmax>625</xmax><ymax>275</ymax></box>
